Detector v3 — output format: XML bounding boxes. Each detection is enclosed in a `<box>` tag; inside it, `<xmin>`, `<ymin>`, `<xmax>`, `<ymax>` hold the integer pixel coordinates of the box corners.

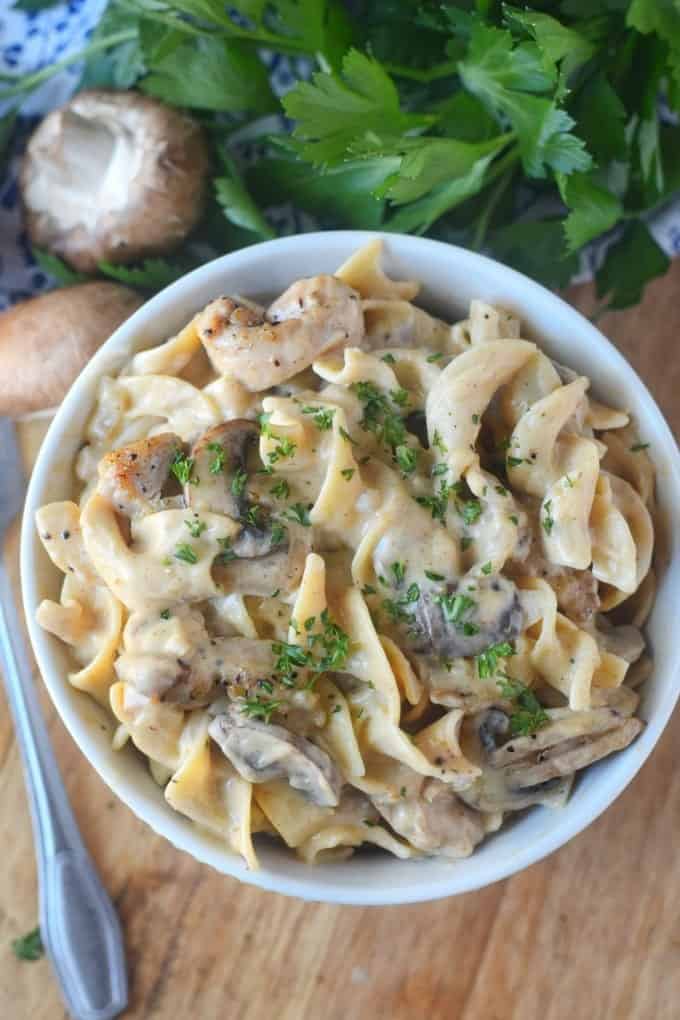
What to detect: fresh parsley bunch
<box><xmin>2</xmin><ymin>0</ymin><xmax>679</xmax><ymax>307</ymax></box>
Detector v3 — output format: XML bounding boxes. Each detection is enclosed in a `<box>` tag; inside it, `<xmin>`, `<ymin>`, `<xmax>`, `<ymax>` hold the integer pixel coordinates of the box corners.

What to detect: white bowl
<box><xmin>21</xmin><ymin>231</ymin><xmax>680</xmax><ymax>905</ymax></box>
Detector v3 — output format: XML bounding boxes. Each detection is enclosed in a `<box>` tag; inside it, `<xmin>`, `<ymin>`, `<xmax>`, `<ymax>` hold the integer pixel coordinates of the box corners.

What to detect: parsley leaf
<box><xmin>175</xmin><ymin>544</ymin><xmax>198</xmax><ymax>565</ymax></box>
<box><xmin>596</xmin><ymin>220</ymin><xmax>671</xmax><ymax>311</ymax></box>
<box><xmin>142</xmin><ymin>34</ymin><xmax>275</xmax><ymax>114</ymax></box>
<box><xmin>497</xmin><ymin>675</ymin><xmax>549</xmax><ymax>736</ymax></box>
<box><xmin>476</xmin><ymin>641</ymin><xmax>515</xmax><ymax>679</ymax></box>
<box><xmin>170</xmin><ymin>451</ymin><xmax>196</xmax><ymax>486</ymax></box>
<box><xmin>11</xmin><ymin>927</ymin><xmax>43</xmax><ymax>962</ymax></box>
<box><xmin>283</xmin><ymin>502</ymin><xmax>312</xmax><ymax>526</ymax></box>
<box><xmin>283</xmin><ymin>48</ymin><xmax>433</xmax><ymax>165</ymax></box>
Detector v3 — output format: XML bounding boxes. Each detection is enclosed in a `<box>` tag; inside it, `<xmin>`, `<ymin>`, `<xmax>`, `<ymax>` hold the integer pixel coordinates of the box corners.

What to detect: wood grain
<box><xmin>2</xmin><ymin>262</ymin><xmax>679</xmax><ymax>1020</ymax></box>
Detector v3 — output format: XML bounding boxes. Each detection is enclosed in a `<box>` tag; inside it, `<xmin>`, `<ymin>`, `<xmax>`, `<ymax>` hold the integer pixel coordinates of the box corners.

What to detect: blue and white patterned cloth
<box><xmin>2</xmin><ymin>0</ymin><xmax>680</xmax><ymax>310</ymax></box>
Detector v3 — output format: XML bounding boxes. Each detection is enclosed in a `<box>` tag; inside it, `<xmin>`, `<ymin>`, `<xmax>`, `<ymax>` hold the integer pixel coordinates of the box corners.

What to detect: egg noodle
<box><xmin>35</xmin><ymin>241</ymin><xmax>655</xmax><ymax>867</ymax></box>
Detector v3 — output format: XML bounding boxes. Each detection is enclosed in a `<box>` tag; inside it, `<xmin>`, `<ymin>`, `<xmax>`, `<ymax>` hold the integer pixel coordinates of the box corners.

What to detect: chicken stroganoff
<box><xmin>35</xmin><ymin>241</ymin><xmax>655</xmax><ymax>867</ymax></box>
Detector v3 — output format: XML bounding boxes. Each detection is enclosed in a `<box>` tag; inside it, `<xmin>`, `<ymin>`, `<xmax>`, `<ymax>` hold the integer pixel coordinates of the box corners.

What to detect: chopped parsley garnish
<box><xmin>11</xmin><ymin>927</ymin><xmax>43</xmax><ymax>962</ymax></box>
<box><xmin>495</xmin><ymin>485</ymin><xmax>508</xmax><ymax>496</ymax></box>
<box><xmin>507</xmin><ymin>456</ymin><xmax>525</xmax><ymax>468</ymax></box>
<box><xmin>458</xmin><ymin>498</ymin><xmax>482</xmax><ymax>525</ymax></box>
<box><xmin>339</xmin><ymin>426</ymin><xmax>356</xmax><ymax>444</ymax></box>
<box><xmin>170</xmin><ymin>450</ymin><xmax>197</xmax><ymax>486</ymax></box>
<box><xmin>332</xmin><ymin>703</ymin><xmax>342</xmax><ymax>714</ymax></box>
<box><xmin>460</xmin><ymin>536</ymin><xmax>473</xmax><ymax>551</ymax></box>
<box><xmin>258</xmin><ymin>411</ymin><xmax>274</xmax><ymax>436</ymax></box>
<box><xmin>184</xmin><ymin>518</ymin><xmax>206</xmax><ymax>538</ymax></box>
<box><xmin>231</xmin><ymin>467</ymin><xmax>248</xmax><ymax>498</ymax></box>
<box><xmin>283</xmin><ymin>502</ymin><xmax>312</xmax><ymax>526</ymax></box>
<box><xmin>396</xmin><ymin>445</ymin><xmax>418</xmax><ymax>475</ymax></box>
<box><xmin>631</xmin><ymin>442</ymin><xmax>650</xmax><ymax>452</ymax></box>
<box><xmin>361</xmin><ymin>584</ymin><xmax>376</xmax><ymax>596</ymax></box>
<box><xmin>174</xmin><ymin>544</ymin><xmax>198</xmax><ymax>564</ymax></box>
<box><xmin>564</xmin><ymin>475</ymin><xmax>574</xmax><ymax>488</ymax></box>
<box><xmin>160</xmin><ymin>608</ymin><xmax>171</xmax><ymax>620</ymax></box>
<box><xmin>341</xmin><ymin>468</ymin><xmax>355</xmax><ymax>481</ymax></box>
<box><xmin>432</xmin><ymin>429</ymin><xmax>447</xmax><ymax>454</ymax></box>
<box><xmin>216</xmin><ymin>537</ymin><xmax>236</xmax><ymax>563</ymax></box>
<box><xmin>426</xmin><ymin>352</ymin><xmax>443</xmax><ymax>363</ymax></box>
<box><xmin>382</xmin><ymin>582</ymin><xmax>420</xmax><ymax>624</ymax></box>
<box><xmin>241</xmin><ymin>696</ymin><xmax>282</xmax><ymax>724</ymax></box>
<box><xmin>244</xmin><ymin>504</ymin><xmax>264</xmax><ymax>527</ymax></box>
<box><xmin>471</xmin><ymin>413</ymin><xmax>480</xmax><ymax>424</ymax></box>
<box><xmin>542</xmin><ymin>499</ymin><xmax>555</xmax><ymax>535</ymax></box>
<box><xmin>476</xmin><ymin>641</ymin><xmax>515</xmax><ymax>679</ymax></box>
<box><xmin>425</xmin><ymin>570</ymin><xmax>444</xmax><ymax>581</ymax></box>
<box><xmin>497</xmin><ymin>676</ymin><xmax>549</xmax><ymax>736</ymax></box>
<box><xmin>508</xmin><ymin>514</ymin><xmax>519</xmax><ymax>526</ymax></box>
<box><xmin>431</xmin><ymin>462</ymin><xmax>448</xmax><ymax>477</ymax></box>
<box><xmin>351</xmin><ymin>379</ymin><xmax>414</xmax><ymax>468</ymax></box>
<box><xmin>270</xmin><ymin>478</ymin><xmax>290</xmax><ymax>500</ymax></box>
<box><xmin>435</xmin><ymin>592</ymin><xmax>476</xmax><ymax>631</ymax></box>
<box><xmin>301</xmin><ymin>405</ymin><xmax>335</xmax><ymax>430</ymax></box>
<box><xmin>391</xmin><ymin>561</ymin><xmax>406</xmax><ymax>585</ymax></box>
<box><xmin>267</xmin><ymin>436</ymin><xmax>297</xmax><ymax>464</ymax></box>
<box><xmin>271</xmin><ymin>521</ymin><xmax>287</xmax><ymax>545</ymax></box>
<box><xmin>416</xmin><ymin>480</ymin><xmax>451</xmax><ymax>523</ymax></box>
<box><xmin>381</xmin><ymin>353</ymin><xmax>396</xmax><ymax>364</ymax></box>
<box><xmin>207</xmin><ymin>442</ymin><xmax>226</xmax><ymax>475</ymax></box>
<box><xmin>272</xmin><ymin>609</ymin><xmax>350</xmax><ymax>686</ymax></box>
<box><xmin>481</xmin><ymin>561</ymin><xmax>492</xmax><ymax>575</ymax></box>
<box><xmin>390</xmin><ymin>386</ymin><xmax>409</xmax><ymax>407</ymax></box>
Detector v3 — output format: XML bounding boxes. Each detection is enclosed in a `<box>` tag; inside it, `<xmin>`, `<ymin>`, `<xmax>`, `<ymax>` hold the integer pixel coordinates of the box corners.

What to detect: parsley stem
<box><xmin>383</xmin><ymin>59</ymin><xmax>459</xmax><ymax>83</ymax></box>
<box><xmin>471</xmin><ymin>160</ymin><xmax>517</xmax><ymax>251</ymax></box>
<box><xmin>0</xmin><ymin>30</ymin><xmax>137</xmax><ymax>99</ymax></box>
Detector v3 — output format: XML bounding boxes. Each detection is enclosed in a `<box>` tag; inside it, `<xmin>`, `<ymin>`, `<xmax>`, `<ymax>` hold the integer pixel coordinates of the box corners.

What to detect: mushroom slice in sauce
<box><xmin>209</xmin><ymin>704</ymin><xmax>341</xmax><ymax>807</ymax></box>
<box><xmin>458</xmin><ymin>703</ymin><xmax>642</xmax><ymax>812</ymax></box>
<box><xmin>213</xmin><ymin>522</ymin><xmax>309</xmax><ymax>597</ymax></box>
<box><xmin>372</xmin><ymin>777</ymin><xmax>487</xmax><ymax>859</ymax></box>
<box><xmin>412</xmin><ymin>574</ymin><xmax>523</xmax><ymax>660</ymax></box>
<box><xmin>488</xmin><ymin>706</ymin><xmax>644</xmax><ymax>789</ymax></box>
<box><xmin>196</xmin><ymin>275</ymin><xmax>363</xmax><ymax>391</ymax></box>
<box><xmin>186</xmin><ymin>419</ymin><xmax>259</xmax><ymax>519</ymax></box>
<box><xmin>97</xmin><ymin>432</ymin><xmax>180</xmax><ymax>517</ymax></box>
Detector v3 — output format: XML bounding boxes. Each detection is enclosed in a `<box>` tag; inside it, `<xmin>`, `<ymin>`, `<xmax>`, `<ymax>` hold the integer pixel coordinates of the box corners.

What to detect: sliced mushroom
<box><xmin>186</xmin><ymin>419</ymin><xmax>259</xmax><ymax>519</ymax></box>
<box><xmin>196</xmin><ymin>275</ymin><xmax>363</xmax><ymax>391</ymax></box>
<box><xmin>97</xmin><ymin>432</ymin><xmax>180</xmax><ymax>517</ymax></box>
<box><xmin>21</xmin><ymin>90</ymin><xmax>210</xmax><ymax>271</ymax></box>
<box><xmin>459</xmin><ymin>702</ymin><xmax>642</xmax><ymax>812</ymax></box>
<box><xmin>412</xmin><ymin>574</ymin><xmax>523</xmax><ymax>660</ymax></box>
<box><xmin>213</xmin><ymin>520</ymin><xmax>309</xmax><ymax>597</ymax></box>
<box><xmin>209</xmin><ymin>704</ymin><xmax>341</xmax><ymax>807</ymax></box>
<box><xmin>489</xmin><ymin>707</ymin><xmax>644</xmax><ymax>788</ymax></box>
<box><xmin>372</xmin><ymin>777</ymin><xmax>486</xmax><ymax>859</ymax></box>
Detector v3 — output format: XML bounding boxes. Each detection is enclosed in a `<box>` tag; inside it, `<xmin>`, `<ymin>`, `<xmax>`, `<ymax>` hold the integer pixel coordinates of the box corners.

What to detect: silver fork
<box><xmin>0</xmin><ymin>418</ymin><xmax>127</xmax><ymax>1020</ymax></box>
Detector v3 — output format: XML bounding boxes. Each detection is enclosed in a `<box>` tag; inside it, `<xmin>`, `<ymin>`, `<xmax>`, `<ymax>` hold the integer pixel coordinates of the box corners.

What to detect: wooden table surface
<box><xmin>2</xmin><ymin>263</ymin><xmax>679</xmax><ymax>1020</ymax></box>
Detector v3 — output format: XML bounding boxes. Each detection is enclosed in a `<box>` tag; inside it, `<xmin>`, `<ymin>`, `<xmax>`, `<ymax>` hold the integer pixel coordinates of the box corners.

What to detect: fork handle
<box><xmin>0</xmin><ymin>565</ymin><xmax>127</xmax><ymax>1020</ymax></box>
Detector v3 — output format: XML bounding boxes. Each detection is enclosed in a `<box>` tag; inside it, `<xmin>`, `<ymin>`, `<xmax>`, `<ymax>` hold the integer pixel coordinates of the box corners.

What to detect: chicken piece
<box><xmin>97</xmin><ymin>432</ymin><xmax>180</xmax><ymax>517</ymax></box>
<box><xmin>196</xmin><ymin>275</ymin><xmax>363</xmax><ymax>391</ymax></box>
<box><xmin>373</xmin><ymin>777</ymin><xmax>487</xmax><ymax>859</ymax></box>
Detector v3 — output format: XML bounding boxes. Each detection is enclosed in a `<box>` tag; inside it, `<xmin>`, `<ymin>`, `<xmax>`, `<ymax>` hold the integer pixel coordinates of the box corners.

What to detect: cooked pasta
<box><xmin>35</xmin><ymin>241</ymin><xmax>655</xmax><ymax>867</ymax></box>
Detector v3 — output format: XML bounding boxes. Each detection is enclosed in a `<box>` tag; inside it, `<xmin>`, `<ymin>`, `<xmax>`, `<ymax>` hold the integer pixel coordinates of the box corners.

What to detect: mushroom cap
<box><xmin>20</xmin><ymin>90</ymin><xmax>210</xmax><ymax>272</ymax></box>
<box><xmin>0</xmin><ymin>282</ymin><xmax>143</xmax><ymax>417</ymax></box>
